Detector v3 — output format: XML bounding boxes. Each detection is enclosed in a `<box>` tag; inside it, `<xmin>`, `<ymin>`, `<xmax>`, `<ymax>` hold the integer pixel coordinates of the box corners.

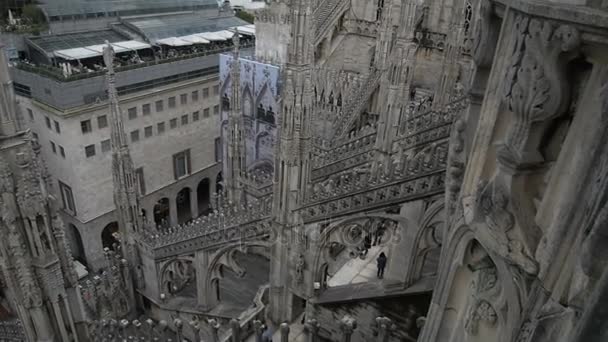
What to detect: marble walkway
<box><xmin>327</xmin><ymin>245</ymin><xmax>384</xmax><ymax>287</ymax></box>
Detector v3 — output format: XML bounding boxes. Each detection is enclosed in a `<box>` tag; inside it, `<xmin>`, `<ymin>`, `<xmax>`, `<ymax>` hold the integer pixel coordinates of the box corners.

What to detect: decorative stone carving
<box><xmin>160</xmin><ymin>258</ymin><xmax>195</xmax><ymax>295</ymax></box>
<box><xmin>464</xmin><ymin>299</ymin><xmax>497</xmax><ymax>335</ymax></box>
<box><xmin>476</xmin><ymin>180</ymin><xmax>539</xmax><ymax>274</ymax></box>
<box><xmin>501</xmin><ymin>15</ymin><xmax>580</xmax><ymax>167</ymax></box>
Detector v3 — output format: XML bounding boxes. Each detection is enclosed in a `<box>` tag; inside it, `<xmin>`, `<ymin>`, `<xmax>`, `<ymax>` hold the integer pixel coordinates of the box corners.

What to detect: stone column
<box><xmin>230</xmin><ymin>319</ymin><xmax>241</xmax><ymax>342</ymax></box>
<box><xmin>384</xmin><ymin>201</ymin><xmax>424</xmax><ymax>289</ymax></box>
<box><xmin>280</xmin><ymin>322</ymin><xmax>290</xmax><ymax>342</ymax></box>
<box><xmin>51</xmin><ymin>300</ymin><xmax>69</xmax><ymax>342</ymax></box>
<box><xmin>195</xmin><ymin>250</ymin><xmax>218</xmax><ymax>310</ymax></box>
<box><xmin>190</xmin><ymin>189</ymin><xmax>199</xmax><ymax>219</ymax></box>
<box><xmin>304</xmin><ymin>319</ymin><xmax>320</xmax><ymax>342</ymax></box>
<box><xmin>208</xmin><ymin>319</ymin><xmax>220</xmax><ymax>342</ymax></box>
<box><xmin>374</xmin><ymin>317</ymin><xmax>395</xmax><ymax>342</ymax></box>
<box><xmin>30</xmin><ymin>306</ymin><xmax>55</xmax><ymax>342</ymax></box>
<box><xmin>340</xmin><ymin>316</ymin><xmax>357</xmax><ymax>342</ymax></box>
<box><xmin>169</xmin><ymin>197</ymin><xmax>178</xmax><ymax>227</ymax></box>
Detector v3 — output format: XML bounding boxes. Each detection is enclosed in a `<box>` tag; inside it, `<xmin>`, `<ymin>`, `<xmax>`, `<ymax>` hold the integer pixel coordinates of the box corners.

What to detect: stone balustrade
<box><xmin>137</xmin><ymin>195</ymin><xmax>274</xmax><ymax>259</ymax></box>
<box><xmin>414</xmin><ymin>30</ymin><xmax>447</xmax><ymax>50</ymax></box>
<box><xmin>0</xmin><ymin>320</ymin><xmax>26</xmax><ymax>341</ymax></box>
<box><xmin>313</xmin><ymin>129</ymin><xmax>377</xmax><ymax>169</ymax></box>
<box><xmin>302</xmin><ymin>140</ymin><xmax>449</xmax><ymax>222</ymax></box>
<box><xmin>90</xmin><ymin>314</ymin><xmax>402</xmax><ymax>342</ymax></box>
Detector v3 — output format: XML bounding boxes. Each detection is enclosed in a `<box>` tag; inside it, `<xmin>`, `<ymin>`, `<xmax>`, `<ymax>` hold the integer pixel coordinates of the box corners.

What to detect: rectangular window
<box><xmin>144</xmin><ymin>126</ymin><xmax>153</xmax><ymax>138</ymax></box>
<box><xmin>168</xmin><ymin>96</ymin><xmax>176</xmax><ymax>109</ymax></box>
<box><xmin>97</xmin><ymin>115</ymin><xmax>108</xmax><ymax>129</ymax></box>
<box><xmin>135</xmin><ymin>167</ymin><xmax>146</xmax><ymax>195</ymax></box>
<box><xmin>193</xmin><ymin>111</ymin><xmax>200</xmax><ymax>121</ymax></box>
<box><xmin>213</xmin><ymin>105</ymin><xmax>219</xmax><ymax>115</ymax></box>
<box><xmin>54</xmin><ymin>120</ymin><xmax>61</xmax><ymax>134</ymax></box>
<box><xmin>50</xmin><ymin>141</ymin><xmax>56</xmax><ymax>154</ymax></box>
<box><xmin>45</xmin><ymin>116</ymin><xmax>51</xmax><ymax>129</ymax></box>
<box><xmin>85</xmin><ymin>144</ymin><xmax>96</xmax><ymax>157</ymax></box>
<box><xmin>214</xmin><ymin>137</ymin><xmax>222</xmax><ymax>162</ymax></box>
<box><xmin>170</xmin><ymin>118</ymin><xmax>177</xmax><ymax>129</ymax></box>
<box><xmin>202</xmin><ymin>88</ymin><xmax>209</xmax><ymax>98</ymax></box>
<box><xmin>81</xmin><ymin>120</ymin><xmax>92</xmax><ymax>134</ymax></box>
<box><xmin>142</xmin><ymin>103</ymin><xmax>151</xmax><ymax>116</ymax></box>
<box><xmin>192</xmin><ymin>90</ymin><xmax>199</xmax><ymax>102</ymax></box>
<box><xmin>128</xmin><ymin>107</ymin><xmax>137</xmax><ymax>120</ymax></box>
<box><xmin>59</xmin><ymin>181</ymin><xmax>76</xmax><ymax>214</ymax></box>
<box><xmin>181</xmin><ymin>115</ymin><xmax>188</xmax><ymax>125</ymax></box>
<box><xmin>213</xmin><ymin>85</ymin><xmax>219</xmax><ymax>95</ymax></box>
<box><xmin>180</xmin><ymin>94</ymin><xmax>188</xmax><ymax>105</ymax></box>
<box><xmin>101</xmin><ymin>139</ymin><xmax>111</xmax><ymax>152</ymax></box>
<box><xmin>203</xmin><ymin>108</ymin><xmax>210</xmax><ymax>118</ymax></box>
<box><xmin>27</xmin><ymin>108</ymin><xmax>33</xmax><ymax>121</ymax></box>
<box><xmin>130</xmin><ymin>130</ymin><xmax>140</xmax><ymax>142</ymax></box>
<box><xmin>59</xmin><ymin>146</ymin><xmax>65</xmax><ymax>158</ymax></box>
<box><xmin>173</xmin><ymin>150</ymin><xmax>191</xmax><ymax>179</ymax></box>
<box><xmin>157</xmin><ymin>122</ymin><xmax>165</xmax><ymax>134</ymax></box>
<box><xmin>155</xmin><ymin>100</ymin><xmax>164</xmax><ymax>112</ymax></box>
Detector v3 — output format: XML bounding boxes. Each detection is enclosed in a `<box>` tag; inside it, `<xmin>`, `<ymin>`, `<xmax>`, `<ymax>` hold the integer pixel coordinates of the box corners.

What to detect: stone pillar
<box><xmin>340</xmin><ymin>316</ymin><xmax>357</xmax><ymax>342</ymax></box>
<box><xmin>374</xmin><ymin>317</ymin><xmax>395</xmax><ymax>342</ymax></box>
<box><xmin>280</xmin><ymin>323</ymin><xmax>290</xmax><ymax>342</ymax></box>
<box><xmin>63</xmin><ymin>290</ymin><xmax>83</xmax><ymax>342</ymax></box>
<box><xmin>384</xmin><ymin>201</ymin><xmax>424</xmax><ymax>289</ymax></box>
<box><xmin>208</xmin><ymin>319</ymin><xmax>220</xmax><ymax>342</ymax></box>
<box><xmin>230</xmin><ymin>319</ymin><xmax>241</xmax><ymax>342</ymax></box>
<box><xmin>304</xmin><ymin>319</ymin><xmax>320</xmax><ymax>342</ymax></box>
<box><xmin>30</xmin><ymin>306</ymin><xmax>55</xmax><ymax>342</ymax></box>
<box><xmin>195</xmin><ymin>250</ymin><xmax>218</xmax><ymax>310</ymax></box>
<box><xmin>190</xmin><ymin>189</ymin><xmax>199</xmax><ymax>219</ymax></box>
<box><xmin>51</xmin><ymin>300</ymin><xmax>69</xmax><ymax>342</ymax></box>
<box><xmin>169</xmin><ymin>197</ymin><xmax>178</xmax><ymax>227</ymax></box>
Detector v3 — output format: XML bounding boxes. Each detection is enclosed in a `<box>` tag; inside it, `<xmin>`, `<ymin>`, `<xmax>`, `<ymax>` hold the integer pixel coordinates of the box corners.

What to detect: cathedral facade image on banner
<box><xmin>219</xmin><ymin>53</ymin><xmax>281</xmax><ymax>188</ymax></box>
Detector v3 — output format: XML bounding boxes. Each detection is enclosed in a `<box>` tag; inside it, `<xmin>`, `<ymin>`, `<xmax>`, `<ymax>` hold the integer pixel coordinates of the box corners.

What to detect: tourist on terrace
<box><xmin>377</xmin><ymin>252</ymin><xmax>387</xmax><ymax>279</ymax></box>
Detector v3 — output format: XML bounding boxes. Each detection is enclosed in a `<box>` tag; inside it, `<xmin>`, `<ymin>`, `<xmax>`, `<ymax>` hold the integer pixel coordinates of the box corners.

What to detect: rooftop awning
<box><xmin>180</xmin><ymin>35</ymin><xmax>211</xmax><ymax>44</ymax></box>
<box><xmin>156</xmin><ymin>37</ymin><xmax>192</xmax><ymax>46</ymax></box>
<box><xmin>214</xmin><ymin>30</ymin><xmax>236</xmax><ymax>39</ymax></box>
<box><xmin>53</xmin><ymin>47</ymin><xmax>99</xmax><ymax>60</ymax></box>
<box><xmin>53</xmin><ymin>40</ymin><xmax>152</xmax><ymax>60</ymax></box>
<box><xmin>197</xmin><ymin>32</ymin><xmax>228</xmax><ymax>41</ymax></box>
<box><xmin>232</xmin><ymin>25</ymin><xmax>255</xmax><ymax>35</ymax></box>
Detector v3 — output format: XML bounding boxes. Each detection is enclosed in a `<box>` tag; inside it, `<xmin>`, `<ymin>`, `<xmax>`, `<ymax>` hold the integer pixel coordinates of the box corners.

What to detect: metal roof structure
<box><xmin>122</xmin><ymin>13</ymin><xmax>247</xmax><ymax>41</ymax></box>
<box><xmin>28</xmin><ymin>30</ymin><xmax>128</xmax><ymax>56</ymax></box>
<box><xmin>38</xmin><ymin>0</ymin><xmax>218</xmax><ymax>18</ymax></box>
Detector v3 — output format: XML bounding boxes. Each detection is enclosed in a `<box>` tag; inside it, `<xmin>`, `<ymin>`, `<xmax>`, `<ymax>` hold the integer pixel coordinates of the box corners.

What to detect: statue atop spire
<box><xmin>233</xmin><ymin>29</ymin><xmax>240</xmax><ymax>54</ymax></box>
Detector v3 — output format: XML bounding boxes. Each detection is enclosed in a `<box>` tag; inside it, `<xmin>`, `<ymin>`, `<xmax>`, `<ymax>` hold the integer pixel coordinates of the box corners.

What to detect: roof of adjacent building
<box><xmin>38</xmin><ymin>0</ymin><xmax>219</xmax><ymax>18</ymax></box>
<box><xmin>28</xmin><ymin>29</ymin><xmax>128</xmax><ymax>53</ymax></box>
<box><xmin>122</xmin><ymin>13</ymin><xmax>248</xmax><ymax>41</ymax></box>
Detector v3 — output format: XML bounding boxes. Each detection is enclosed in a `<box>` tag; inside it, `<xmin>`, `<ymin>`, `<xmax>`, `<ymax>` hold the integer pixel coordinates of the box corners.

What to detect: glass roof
<box><xmin>38</xmin><ymin>0</ymin><xmax>218</xmax><ymax>18</ymax></box>
<box><xmin>29</xmin><ymin>30</ymin><xmax>128</xmax><ymax>54</ymax></box>
<box><xmin>124</xmin><ymin>14</ymin><xmax>248</xmax><ymax>41</ymax></box>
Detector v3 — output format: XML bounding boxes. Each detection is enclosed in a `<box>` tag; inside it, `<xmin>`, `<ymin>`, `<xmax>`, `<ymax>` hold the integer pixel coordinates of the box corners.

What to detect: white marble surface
<box><xmin>327</xmin><ymin>246</ymin><xmax>384</xmax><ymax>287</ymax></box>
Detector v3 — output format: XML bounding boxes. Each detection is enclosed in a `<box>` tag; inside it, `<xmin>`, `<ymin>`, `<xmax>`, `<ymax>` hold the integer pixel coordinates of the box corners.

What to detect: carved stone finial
<box><xmin>340</xmin><ymin>316</ymin><xmax>357</xmax><ymax>341</ymax></box>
